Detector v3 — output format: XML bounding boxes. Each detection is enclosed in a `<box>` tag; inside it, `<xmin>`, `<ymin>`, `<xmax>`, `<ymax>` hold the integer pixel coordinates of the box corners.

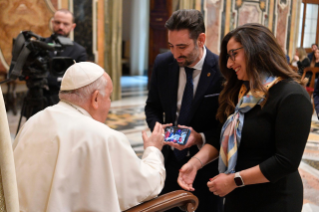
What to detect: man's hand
<box><xmin>142</xmin><ymin>122</ymin><xmax>164</xmax><ymax>150</ymax></box>
<box><xmin>162</xmin><ymin>123</ymin><xmax>173</xmax><ymax>130</ymax></box>
<box><xmin>164</xmin><ymin>125</ymin><xmax>202</xmax><ymax>150</ymax></box>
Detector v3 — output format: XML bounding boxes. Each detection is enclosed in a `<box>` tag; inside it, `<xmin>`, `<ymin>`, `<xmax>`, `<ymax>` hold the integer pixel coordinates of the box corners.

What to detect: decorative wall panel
<box><xmin>238</xmin><ymin>3</ymin><xmax>262</xmax><ymax>26</ymax></box>
<box><xmin>73</xmin><ymin>0</ymin><xmax>94</xmax><ymax>61</ymax></box>
<box><xmin>233</xmin><ymin>0</ymin><xmax>268</xmax><ymax>27</ymax></box>
<box><xmin>275</xmin><ymin>0</ymin><xmax>290</xmax><ymax>52</ymax></box>
<box><xmin>0</xmin><ymin>0</ymin><xmax>54</xmax><ymax>72</ymax></box>
<box><xmin>202</xmin><ymin>0</ymin><xmax>296</xmax><ymax>57</ymax></box>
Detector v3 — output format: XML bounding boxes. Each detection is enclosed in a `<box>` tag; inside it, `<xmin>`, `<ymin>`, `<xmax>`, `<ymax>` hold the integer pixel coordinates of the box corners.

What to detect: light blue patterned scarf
<box><xmin>218</xmin><ymin>74</ymin><xmax>281</xmax><ymax>174</ymax></box>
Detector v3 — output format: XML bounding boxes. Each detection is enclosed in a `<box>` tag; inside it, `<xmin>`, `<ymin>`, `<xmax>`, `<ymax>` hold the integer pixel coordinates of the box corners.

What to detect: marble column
<box><xmin>178</xmin><ymin>0</ymin><xmax>196</xmax><ymax>9</ymax></box>
<box><xmin>290</xmin><ymin>0</ymin><xmax>300</xmax><ymax>61</ymax></box>
<box><xmin>104</xmin><ymin>0</ymin><xmax>122</xmax><ymax>101</ymax></box>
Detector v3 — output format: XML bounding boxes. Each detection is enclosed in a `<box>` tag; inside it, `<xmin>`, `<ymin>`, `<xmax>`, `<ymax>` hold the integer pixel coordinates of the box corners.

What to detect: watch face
<box><xmin>234</xmin><ymin>177</ymin><xmax>243</xmax><ymax>186</ymax></box>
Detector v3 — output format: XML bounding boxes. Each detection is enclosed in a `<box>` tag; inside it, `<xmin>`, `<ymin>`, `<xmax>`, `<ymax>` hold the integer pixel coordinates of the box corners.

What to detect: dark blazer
<box><xmin>45</xmin><ymin>35</ymin><xmax>87</xmax><ymax>63</ymax></box>
<box><xmin>44</xmin><ymin>35</ymin><xmax>87</xmax><ymax>104</ymax></box>
<box><xmin>297</xmin><ymin>57</ymin><xmax>310</xmax><ymax>76</ymax></box>
<box><xmin>308</xmin><ymin>52</ymin><xmax>314</xmax><ymax>62</ymax></box>
<box><xmin>145</xmin><ymin>49</ymin><xmax>223</xmax><ymax>212</ymax></box>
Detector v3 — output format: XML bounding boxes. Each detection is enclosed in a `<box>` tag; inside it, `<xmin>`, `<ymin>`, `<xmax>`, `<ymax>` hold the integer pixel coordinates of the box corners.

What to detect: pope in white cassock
<box><xmin>13</xmin><ymin>62</ymin><xmax>166</xmax><ymax>212</ymax></box>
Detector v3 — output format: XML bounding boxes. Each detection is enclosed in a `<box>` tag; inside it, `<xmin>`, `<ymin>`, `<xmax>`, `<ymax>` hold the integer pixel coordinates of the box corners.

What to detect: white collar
<box><xmin>189</xmin><ymin>46</ymin><xmax>206</xmax><ymax>70</ymax></box>
<box><xmin>60</xmin><ymin>101</ymin><xmax>92</xmax><ymax>118</ymax></box>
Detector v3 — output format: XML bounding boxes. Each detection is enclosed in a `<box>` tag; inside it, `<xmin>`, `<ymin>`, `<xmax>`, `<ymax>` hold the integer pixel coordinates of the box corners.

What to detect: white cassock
<box><xmin>13</xmin><ymin>101</ymin><xmax>165</xmax><ymax>212</ymax></box>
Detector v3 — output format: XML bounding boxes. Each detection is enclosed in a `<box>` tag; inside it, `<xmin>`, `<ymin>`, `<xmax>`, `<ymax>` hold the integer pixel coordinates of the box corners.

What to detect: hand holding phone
<box><xmin>164</xmin><ymin>126</ymin><xmax>191</xmax><ymax>145</ymax></box>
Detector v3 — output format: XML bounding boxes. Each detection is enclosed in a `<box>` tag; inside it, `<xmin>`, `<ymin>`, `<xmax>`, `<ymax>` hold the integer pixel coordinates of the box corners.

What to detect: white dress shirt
<box><xmin>176</xmin><ymin>46</ymin><xmax>207</xmax><ymax>149</ymax></box>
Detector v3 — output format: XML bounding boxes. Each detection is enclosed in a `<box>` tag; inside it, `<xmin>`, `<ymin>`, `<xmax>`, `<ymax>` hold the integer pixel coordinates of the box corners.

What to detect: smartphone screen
<box><xmin>164</xmin><ymin>126</ymin><xmax>191</xmax><ymax>145</ymax></box>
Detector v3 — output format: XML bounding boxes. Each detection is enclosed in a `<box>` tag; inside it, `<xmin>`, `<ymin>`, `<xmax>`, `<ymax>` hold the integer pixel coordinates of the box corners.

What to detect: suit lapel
<box><xmin>188</xmin><ymin>50</ymin><xmax>218</xmax><ymax>122</ymax></box>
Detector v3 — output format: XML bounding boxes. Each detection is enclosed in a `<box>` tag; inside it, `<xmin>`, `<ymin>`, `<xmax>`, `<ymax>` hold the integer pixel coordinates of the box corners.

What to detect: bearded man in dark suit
<box><xmin>145</xmin><ymin>9</ymin><xmax>224</xmax><ymax>212</ymax></box>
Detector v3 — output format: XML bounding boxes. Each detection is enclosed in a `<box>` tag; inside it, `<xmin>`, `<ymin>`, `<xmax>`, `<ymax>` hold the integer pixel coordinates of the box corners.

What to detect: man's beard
<box><xmin>177</xmin><ymin>45</ymin><xmax>200</xmax><ymax>67</ymax></box>
<box><xmin>177</xmin><ymin>56</ymin><xmax>192</xmax><ymax>67</ymax></box>
<box><xmin>53</xmin><ymin>30</ymin><xmax>69</xmax><ymax>37</ymax></box>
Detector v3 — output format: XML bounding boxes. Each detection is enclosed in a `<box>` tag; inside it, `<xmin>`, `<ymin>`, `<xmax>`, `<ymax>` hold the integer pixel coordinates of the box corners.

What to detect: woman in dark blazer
<box><xmin>177</xmin><ymin>23</ymin><xmax>312</xmax><ymax>212</ymax></box>
<box><xmin>294</xmin><ymin>47</ymin><xmax>310</xmax><ymax>76</ymax></box>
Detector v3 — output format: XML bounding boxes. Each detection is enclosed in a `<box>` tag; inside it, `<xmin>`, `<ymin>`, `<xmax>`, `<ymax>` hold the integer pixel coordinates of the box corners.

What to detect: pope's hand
<box><xmin>142</xmin><ymin>122</ymin><xmax>164</xmax><ymax>150</ymax></box>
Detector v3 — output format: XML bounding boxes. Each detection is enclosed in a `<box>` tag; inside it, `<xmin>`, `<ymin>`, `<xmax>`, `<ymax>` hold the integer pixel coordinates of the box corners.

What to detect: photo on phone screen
<box><xmin>164</xmin><ymin>126</ymin><xmax>191</xmax><ymax>145</ymax></box>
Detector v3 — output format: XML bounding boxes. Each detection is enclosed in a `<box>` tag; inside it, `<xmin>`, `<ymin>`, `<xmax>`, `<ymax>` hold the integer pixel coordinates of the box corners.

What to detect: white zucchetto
<box><xmin>60</xmin><ymin>62</ymin><xmax>104</xmax><ymax>91</ymax></box>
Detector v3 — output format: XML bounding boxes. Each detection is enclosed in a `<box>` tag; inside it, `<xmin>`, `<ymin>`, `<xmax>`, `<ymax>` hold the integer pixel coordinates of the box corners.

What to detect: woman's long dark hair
<box><xmin>310</xmin><ymin>49</ymin><xmax>319</xmax><ymax>67</ymax></box>
<box><xmin>216</xmin><ymin>23</ymin><xmax>304</xmax><ymax>123</ymax></box>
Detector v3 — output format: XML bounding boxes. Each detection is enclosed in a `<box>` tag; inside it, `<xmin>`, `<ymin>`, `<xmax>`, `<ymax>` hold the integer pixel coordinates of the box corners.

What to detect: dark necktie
<box><xmin>174</xmin><ymin>67</ymin><xmax>194</xmax><ymax>161</ymax></box>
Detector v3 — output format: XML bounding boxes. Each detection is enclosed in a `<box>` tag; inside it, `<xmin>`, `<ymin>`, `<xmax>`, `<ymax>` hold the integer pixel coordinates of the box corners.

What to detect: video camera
<box><xmin>8</xmin><ymin>30</ymin><xmax>74</xmax><ymax>81</ymax></box>
<box><xmin>5</xmin><ymin>31</ymin><xmax>75</xmax><ymax>128</ymax></box>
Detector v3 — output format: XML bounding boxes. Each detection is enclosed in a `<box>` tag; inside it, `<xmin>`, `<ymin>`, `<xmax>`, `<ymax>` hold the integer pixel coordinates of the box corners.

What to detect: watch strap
<box><xmin>234</xmin><ymin>172</ymin><xmax>245</xmax><ymax>187</ymax></box>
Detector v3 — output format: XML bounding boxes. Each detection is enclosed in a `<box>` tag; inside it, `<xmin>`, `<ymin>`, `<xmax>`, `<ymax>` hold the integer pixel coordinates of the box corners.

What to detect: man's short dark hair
<box><xmin>165</xmin><ymin>9</ymin><xmax>205</xmax><ymax>41</ymax></box>
<box><xmin>55</xmin><ymin>9</ymin><xmax>75</xmax><ymax>23</ymax></box>
<box><xmin>312</xmin><ymin>43</ymin><xmax>318</xmax><ymax>47</ymax></box>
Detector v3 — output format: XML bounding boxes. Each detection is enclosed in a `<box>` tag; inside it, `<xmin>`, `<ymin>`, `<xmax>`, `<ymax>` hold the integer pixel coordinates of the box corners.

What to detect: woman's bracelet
<box><xmin>192</xmin><ymin>156</ymin><xmax>203</xmax><ymax>168</ymax></box>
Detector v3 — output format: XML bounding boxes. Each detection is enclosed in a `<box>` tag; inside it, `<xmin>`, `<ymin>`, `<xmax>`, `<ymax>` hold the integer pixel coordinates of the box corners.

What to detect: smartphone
<box><xmin>164</xmin><ymin>126</ymin><xmax>191</xmax><ymax>145</ymax></box>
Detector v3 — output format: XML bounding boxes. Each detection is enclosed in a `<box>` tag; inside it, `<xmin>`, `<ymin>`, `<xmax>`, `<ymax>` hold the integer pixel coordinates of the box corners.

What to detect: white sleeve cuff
<box><xmin>143</xmin><ymin>146</ymin><xmax>164</xmax><ymax>164</ymax></box>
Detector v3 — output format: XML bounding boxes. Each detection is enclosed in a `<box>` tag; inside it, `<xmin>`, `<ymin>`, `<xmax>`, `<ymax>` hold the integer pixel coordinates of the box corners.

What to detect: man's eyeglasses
<box><xmin>227</xmin><ymin>47</ymin><xmax>244</xmax><ymax>61</ymax></box>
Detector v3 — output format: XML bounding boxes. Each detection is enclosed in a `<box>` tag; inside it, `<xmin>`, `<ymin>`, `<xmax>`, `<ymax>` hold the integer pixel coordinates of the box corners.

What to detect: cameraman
<box><xmin>44</xmin><ymin>9</ymin><xmax>87</xmax><ymax>107</ymax></box>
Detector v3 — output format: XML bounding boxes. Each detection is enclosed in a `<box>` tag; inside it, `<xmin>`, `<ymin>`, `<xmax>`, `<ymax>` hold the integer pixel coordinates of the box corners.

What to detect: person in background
<box><xmin>285</xmin><ymin>54</ymin><xmax>290</xmax><ymax>63</ymax></box>
<box><xmin>306</xmin><ymin>49</ymin><xmax>319</xmax><ymax>85</ymax></box>
<box><xmin>310</xmin><ymin>49</ymin><xmax>319</xmax><ymax>67</ymax></box>
<box><xmin>14</xmin><ymin>62</ymin><xmax>165</xmax><ymax>212</ymax></box>
<box><xmin>311</xmin><ymin>49</ymin><xmax>319</xmax><ymax>118</ymax></box>
<box><xmin>145</xmin><ymin>9</ymin><xmax>223</xmax><ymax>212</ymax></box>
<box><xmin>23</xmin><ymin>9</ymin><xmax>88</xmax><ymax>118</ymax></box>
<box><xmin>177</xmin><ymin>23</ymin><xmax>312</xmax><ymax>212</ymax></box>
<box><xmin>293</xmin><ymin>47</ymin><xmax>310</xmax><ymax>76</ymax></box>
<box><xmin>282</xmin><ymin>46</ymin><xmax>290</xmax><ymax>63</ymax></box>
<box><xmin>44</xmin><ymin>9</ymin><xmax>87</xmax><ymax>107</ymax></box>
<box><xmin>308</xmin><ymin>43</ymin><xmax>318</xmax><ymax>62</ymax></box>
<box><xmin>314</xmin><ymin>74</ymin><xmax>319</xmax><ymax>119</ymax></box>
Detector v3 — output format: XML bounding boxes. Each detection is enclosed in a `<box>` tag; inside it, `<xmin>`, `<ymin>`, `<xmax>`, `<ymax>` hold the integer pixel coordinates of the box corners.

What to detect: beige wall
<box><xmin>0</xmin><ymin>0</ymin><xmax>302</xmax><ymax>100</ymax></box>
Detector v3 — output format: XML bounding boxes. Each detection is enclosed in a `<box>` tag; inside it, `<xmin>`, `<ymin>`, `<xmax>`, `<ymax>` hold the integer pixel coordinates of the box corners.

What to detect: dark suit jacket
<box><xmin>145</xmin><ymin>49</ymin><xmax>223</xmax><ymax>211</ymax></box>
<box><xmin>44</xmin><ymin>35</ymin><xmax>87</xmax><ymax>104</ymax></box>
<box><xmin>45</xmin><ymin>35</ymin><xmax>87</xmax><ymax>63</ymax></box>
<box><xmin>308</xmin><ymin>52</ymin><xmax>314</xmax><ymax>62</ymax></box>
<box><xmin>145</xmin><ymin>49</ymin><xmax>223</xmax><ymax>156</ymax></box>
<box><xmin>297</xmin><ymin>58</ymin><xmax>310</xmax><ymax>76</ymax></box>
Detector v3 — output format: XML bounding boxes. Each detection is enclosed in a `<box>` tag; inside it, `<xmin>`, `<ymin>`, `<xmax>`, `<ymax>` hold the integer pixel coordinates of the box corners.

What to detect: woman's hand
<box><xmin>177</xmin><ymin>159</ymin><xmax>201</xmax><ymax>191</ymax></box>
<box><xmin>207</xmin><ymin>173</ymin><xmax>237</xmax><ymax>197</ymax></box>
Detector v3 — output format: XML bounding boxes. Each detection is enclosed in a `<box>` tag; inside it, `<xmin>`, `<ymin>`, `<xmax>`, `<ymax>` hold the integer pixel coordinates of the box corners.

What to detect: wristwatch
<box><xmin>234</xmin><ymin>172</ymin><xmax>245</xmax><ymax>187</ymax></box>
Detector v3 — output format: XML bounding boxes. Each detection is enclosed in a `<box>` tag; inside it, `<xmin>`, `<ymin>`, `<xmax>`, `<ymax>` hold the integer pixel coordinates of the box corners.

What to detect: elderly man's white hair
<box><xmin>58</xmin><ymin>62</ymin><xmax>108</xmax><ymax>105</ymax></box>
<box><xmin>59</xmin><ymin>75</ymin><xmax>108</xmax><ymax>105</ymax></box>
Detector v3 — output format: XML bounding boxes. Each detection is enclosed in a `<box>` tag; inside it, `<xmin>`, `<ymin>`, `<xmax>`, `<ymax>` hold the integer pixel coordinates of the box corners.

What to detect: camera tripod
<box><xmin>16</xmin><ymin>77</ymin><xmax>48</xmax><ymax>135</ymax></box>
